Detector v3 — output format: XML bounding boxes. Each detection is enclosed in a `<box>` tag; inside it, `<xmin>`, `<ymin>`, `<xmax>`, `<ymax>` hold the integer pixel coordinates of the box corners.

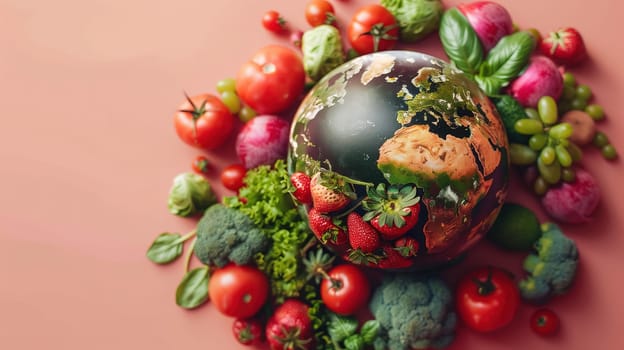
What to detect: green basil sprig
<box><xmin>475</xmin><ymin>31</ymin><xmax>536</xmax><ymax>95</ymax></box>
<box><xmin>327</xmin><ymin>313</ymin><xmax>380</xmax><ymax>350</ymax></box>
<box><xmin>146</xmin><ymin>231</ymin><xmax>196</xmax><ymax>264</ymax></box>
<box><xmin>175</xmin><ymin>266</ymin><xmax>210</xmax><ymax>309</ymax></box>
<box><xmin>439</xmin><ymin>8</ymin><xmax>483</xmax><ymax>75</ymax></box>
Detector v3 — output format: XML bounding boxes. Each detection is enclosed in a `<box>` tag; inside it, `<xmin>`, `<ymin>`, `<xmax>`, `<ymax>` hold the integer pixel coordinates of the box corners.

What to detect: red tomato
<box><xmin>221</xmin><ymin>164</ymin><xmax>246</xmax><ymax>192</ymax></box>
<box><xmin>208</xmin><ymin>264</ymin><xmax>269</xmax><ymax>319</ymax></box>
<box><xmin>530</xmin><ymin>308</ymin><xmax>560</xmax><ymax>336</ymax></box>
<box><xmin>347</xmin><ymin>4</ymin><xmax>398</xmax><ymax>54</ymax></box>
<box><xmin>262</xmin><ymin>10</ymin><xmax>287</xmax><ymax>34</ymax></box>
<box><xmin>236</xmin><ymin>46</ymin><xmax>305</xmax><ymax>115</ymax></box>
<box><xmin>191</xmin><ymin>155</ymin><xmax>210</xmax><ymax>175</ymax></box>
<box><xmin>174</xmin><ymin>93</ymin><xmax>235</xmax><ymax>150</ymax></box>
<box><xmin>232</xmin><ymin>318</ymin><xmax>264</xmax><ymax>346</ymax></box>
<box><xmin>305</xmin><ymin>0</ymin><xmax>336</xmax><ymax>27</ymax></box>
<box><xmin>320</xmin><ymin>264</ymin><xmax>371</xmax><ymax>315</ymax></box>
<box><xmin>455</xmin><ymin>266</ymin><xmax>520</xmax><ymax>332</ymax></box>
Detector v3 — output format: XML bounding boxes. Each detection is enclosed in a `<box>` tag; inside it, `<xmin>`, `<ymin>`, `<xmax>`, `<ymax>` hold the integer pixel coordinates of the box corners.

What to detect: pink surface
<box><xmin>2</xmin><ymin>0</ymin><xmax>623</xmax><ymax>349</ymax></box>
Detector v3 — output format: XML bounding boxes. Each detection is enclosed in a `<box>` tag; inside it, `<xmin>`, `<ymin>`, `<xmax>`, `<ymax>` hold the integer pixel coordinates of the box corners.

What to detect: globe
<box><xmin>287</xmin><ymin>51</ymin><xmax>510</xmax><ymax>270</ymax></box>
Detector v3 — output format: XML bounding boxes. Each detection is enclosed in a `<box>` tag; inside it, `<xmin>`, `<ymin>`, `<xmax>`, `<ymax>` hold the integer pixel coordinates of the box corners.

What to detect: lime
<box><xmin>487</xmin><ymin>203</ymin><xmax>542</xmax><ymax>251</ymax></box>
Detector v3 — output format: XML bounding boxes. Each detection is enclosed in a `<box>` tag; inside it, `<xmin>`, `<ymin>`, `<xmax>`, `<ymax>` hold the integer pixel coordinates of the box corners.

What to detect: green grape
<box><xmin>533</xmin><ymin>176</ymin><xmax>549</xmax><ymax>196</ymax></box>
<box><xmin>514</xmin><ymin>118</ymin><xmax>544</xmax><ymax>135</ymax></box>
<box><xmin>216</xmin><ymin>78</ymin><xmax>237</xmax><ymax>93</ymax></box>
<box><xmin>571</xmin><ymin>98</ymin><xmax>588</xmax><ymax>111</ymax></box>
<box><xmin>529</xmin><ymin>133</ymin><xmax>549</xmax><ymax>151</ymax></box>
<box><xmin>555</xmin><ymin>145</ymin><xmax>573</xmax><ymax>167</ymax></box>
<box><xmin>575</xmin><ymin>84</ymin><xmax>592</xmax><ymax>101</ymax></box>
<box><xmin>561</xmin><ymin>167</ymin><xmax>576</xmax><ymax>183</ymax></box>
<box><xmin>566</xmin><ymin>142</ymin><xmax>583</xmax><ymax>162</ymax></box>
<box><xmin>220</xmin><ymin>91</ymin><xmax>241</xmax><ymax>114</ymax></box>
<box><xmin>562</xmin><ymin>85</ymin><xmax>577</xmax><ymax>101</ymax></box>
<box><xmin>537</xmin><ymin>157</ymin><xmax>561</xmax><ymax>185</ymax></box>
<box><xmin>602</xmin><ymin>144</ymin><xmax>618</xmax><ymax>160</ymax></box>
<box><xmin>238</xmin><ymin>105</ymin><xmax>256</xmax><ymax>122</ymax></box>
<box><xmin>585</xmin><ymin>104</ymin><xmax>605</xmax><ymax>121</ymax></box>
<box><xmin>548</xmin><ymin>123</ymin><xmax>573</xmax><ymax>140</ymax></box>
<box><xmin>524</xmin><ymin>108</ymin><xmax>540</xmax><ymax>121</ymax></box>
<box><xmin>563</xmin><ymin>72</ymin><xmax>576</xmax><ymax>87</ymax></box>
<box><xmin>510</xmin><ymin>143</ymin><xmax>538</xmax><ymax>165</ymax></box>
<box><xmin>539</xmin><ymin>146</ymin><xmax>556</xmax><ymax>165</ymax></box>
<box><xmin>537</xmin><ymin>96</ymin><xmax>558</xmax><ymax>125</ymax></box>
<box><xmin>593</xmin><ymin>131</ymin><xmax>610</xmax><ymax>147</ymax></box>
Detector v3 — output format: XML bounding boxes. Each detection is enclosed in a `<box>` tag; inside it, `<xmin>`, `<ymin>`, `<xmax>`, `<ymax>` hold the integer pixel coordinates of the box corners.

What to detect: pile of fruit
<box><xmin>147</xmin><ymin>1</ymin><xmax>616</xmax><ymax>349</ymax></box>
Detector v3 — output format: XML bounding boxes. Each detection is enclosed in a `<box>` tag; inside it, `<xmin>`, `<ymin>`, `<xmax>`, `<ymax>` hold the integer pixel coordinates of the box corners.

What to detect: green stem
<box><xmin>175</xmin><ymin>230</ymin><xmax>197</xmax><ymax>244</ymax></box>
<box><xmin>184</xmin><ymin>237</ymin><xmax>197</xmax><ymax>273</ymax></box>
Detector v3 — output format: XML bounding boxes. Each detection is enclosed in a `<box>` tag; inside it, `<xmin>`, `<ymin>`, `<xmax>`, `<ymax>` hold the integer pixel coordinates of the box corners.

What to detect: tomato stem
<box><xmin>472</xmin><ymin>266</ymin><xmax>496</xmax><ymax>295</ymax></box>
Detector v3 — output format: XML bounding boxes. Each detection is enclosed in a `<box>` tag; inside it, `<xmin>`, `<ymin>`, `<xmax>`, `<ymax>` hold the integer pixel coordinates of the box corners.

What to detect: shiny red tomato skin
<box><xmin>236</xmin><ymin>46</ymin><xmax>305</xmax><ymax>115</ymax></box>
<box><xmin>347</xmin><ymin>4</ymin><xmax>398</xmax><ymax>54</ymax></box>
<box><xmin>305</xmin><ymin>0</ymin><xmax>336</xmax><ymax>27</ymax></box>
<box><xmin>262</xmin><ymin>10</ymin><xmax>286</xmax><ymax>34</ymax></box>
<box><xmin>221</xmin><ymin>164</ymin><xmax>246</xmax><ymax>192</ymax></box>
<box><xmin>320</xmin><ymin>264</ymin><xmax>371</xmax><ymax>316</ymax></box>
<box><xmin>208</xmin><ymin>264</ymin><xmax>269</xmax><ymax>319</ymax></box>
<box><xmin>455</xmin><ymin>266</ymin><xmax>520</xmax><ymax>332</ymax></box>
<box><xmin>530</xmin><ymin>308</ymin><xmax>560</xmax><ymax>336</ymax></box>
<box><xmin>174</xmin><ymin>94</ymin><xmax>235</xmax><ymax>150</ymax></box>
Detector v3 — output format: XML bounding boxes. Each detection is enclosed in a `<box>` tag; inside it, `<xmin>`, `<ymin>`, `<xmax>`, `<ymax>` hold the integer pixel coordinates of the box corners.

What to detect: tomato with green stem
<box><xmin>530</xmin><ymin>308</ymin><xmax>560</xmax><ymax>336</ymax></box>
<box><xmin>320</xmin><ymin>264</ymin><xmax>371</xmax><ymax>316</ymax></box>
<box><xmin>174</xmin><ymin>93</ymin><xmax>235</xmax><ymax>150</ymax></box>
<box><xmin>456</xmin><ymin>266</ymin><xmax>520</xmax><ymax>332</ymax></box>
<box><xmin>208</xmin><ymin>264</ymin><xmax>269</xmax><ymax>319</ymax></box>
<box><xmin>262</xmin><ymin>10</ymin><xmax>287</xmax><ymax>34</ymax></box>
<box><xmin>305</xmin><ymin>0</ymin><xmax>336</xmax><ymax>27</ymax></box>
<box><xmin>191</xmin><ymin>155</ymin><xmax>210</xmax><ymax>175</ymax></box>
<box><xmin>347</xmin><ymin>4</ymin><xmax>398</xmax><ymax>54</ymax></box>
<box><xmin>221</xmin><ymin>164</ymin><xmax>246</xmax><ymax>192</ymax></box>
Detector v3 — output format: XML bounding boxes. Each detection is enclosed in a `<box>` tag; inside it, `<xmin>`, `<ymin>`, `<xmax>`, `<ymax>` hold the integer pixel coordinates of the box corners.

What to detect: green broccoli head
<box><xmin>194</xmin><ymin>204</ymin><xmax>269</xmax><ymax>267</ymax></box>
<box><xmin>370</xmin><ymin>274</ymin><xmax>456</xmax><ymax>350</ymax></box>
<box><xmin>518</xmin><ymin>223</ymin><xmax>579</xmax><ymax>303</ymax></box>
<box><xmin>493</xmin><ymin>94</ymin><xmax>530</xmax><ymax>144</ymax></box>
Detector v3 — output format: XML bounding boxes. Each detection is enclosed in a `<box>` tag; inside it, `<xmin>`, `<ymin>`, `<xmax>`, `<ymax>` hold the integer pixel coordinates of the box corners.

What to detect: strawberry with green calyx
<box><xmin>307</xmin><ymin>208</ymin><xmax>348</xmax><ymax>246</ymax></box>
<box><xmin>266</xmin><ymin>299</ymin><xmax>314</xmax><ymax>350</ymax></box>
<box><xmin>310</xmin><ymin>170</ymin><xmax>372</xmax><ymax>213</ymax></box>
<box><xmin>394</xmin><ymin>237</ymin><xmax>420</xmax><ymax>257</ymax></box>
<box><xmin>362</xmin><ymin>183</ymin><xmax>421</xmax><ymax>240</ymax></box>
<box><xmin>290</xmin><ymin>172</ymin><xmax>312</xmax><ymax>205</ymax></box>
<box><xmin>378</xmin><ymin>244</ymin><xmax>414</xmax><ymax>269</ymax></box>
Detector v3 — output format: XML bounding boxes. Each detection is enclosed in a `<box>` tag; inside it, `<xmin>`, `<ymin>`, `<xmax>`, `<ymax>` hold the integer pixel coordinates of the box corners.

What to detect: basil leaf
<box><xmin>439</xmin><ymin>8</ymin><xmax>483</xmax><ymax>75</ymax></box>
<box><xmin>475</xmin><ymin>31</ymin><xmax>536</xmax><ymax>95</ymax></box>
<box><xmin>146</xmin><ymin>232</ymin><xmax>184</xmax><ymax>264</ymax></box>
<box><xmin>344</xmin><ymin>334</ymin><xmax>365</xmax><ymax>350</ymax></box>
<box><xmin>175</xmin><ymin>266</ymin><xmax>210</xmax><ymax>309</ymax></box>
<box><xmin>328</xmin><ymin>313</ymin><xmax>358</xmax><ymax>342</ymax></box>
<box><xmin>360</xmin><ymin>320</ymin><xmax>380</xmax><ymax>344</ymax></box>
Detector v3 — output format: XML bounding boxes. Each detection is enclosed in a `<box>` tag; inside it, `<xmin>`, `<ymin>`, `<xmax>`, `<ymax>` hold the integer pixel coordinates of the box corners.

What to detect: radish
<box><xmin>541</xmin><ymin>168</ymin><xmax>600</xmax><ymax>224</ymax></box>
<box><xmin>457</xmin><ymin>1</ymin><xmax>513</xmax><ymax>51</ymax></box>
<box><xmin>235</xmin><ymin>115</ymin><xmax>290</xmax><ymax>169</ymax></box>
<box><xmin>507</xmin><ymin>56</ymin><xmax>563</xmax><ymax>107</ymax></box>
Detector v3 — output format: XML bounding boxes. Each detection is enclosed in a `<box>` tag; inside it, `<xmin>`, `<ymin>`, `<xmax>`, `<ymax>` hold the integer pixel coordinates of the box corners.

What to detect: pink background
<box><xmin>2</xmin><ymin>0</ymin><xmax>623</xmax><ymax>349</ymax></box>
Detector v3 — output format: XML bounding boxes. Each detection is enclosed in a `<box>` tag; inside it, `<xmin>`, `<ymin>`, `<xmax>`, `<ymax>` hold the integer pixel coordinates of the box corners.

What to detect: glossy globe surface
<box><xmin>288</xmin><ymin>51</ymin><xmax>510</xmax><ymax>270</ymax></box>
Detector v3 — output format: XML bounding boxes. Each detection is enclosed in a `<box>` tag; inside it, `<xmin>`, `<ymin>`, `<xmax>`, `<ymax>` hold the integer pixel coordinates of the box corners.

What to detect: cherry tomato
<box><xmin>320</xmin><ymin>264</ymin><xmax>371</xmax><ymax>316</ymax></box>
<box><xmin>530</xmin><ymin>308</ymin><xmax>560</xmax><ymax>336</ymax></box>
<box><xmin>191</xmin><ymin>155</ymin><xmax>210</xmax><ymax>174</ymax></box>
<box><xmin>262</xmin><ymin>10</ymin><xmax>287</xmax><ymax>34</ymax></box>
<box><xmin>221</xmin><ymin>164</ymin><xmax>246</xmax><ymax>192</ymax></box>
<box><xmin>456</xmin><ymin>266</ymin><xmax>520</xmax><ymax>332</ymax></box>
<box><xmin>305</xmin><ymin>0</ymin><xmax>336</xmax><ymax>27</ymax></box>
<box><xmin>208</xmin><ymin>264</ymin><xmax>269</xmax><ymax>319</ymax></box>
<box><xmin>232</xmin><ymin>318</ymin><xmax>264</xmax><ymax>346</ymax></box>
<box><xmin>236</xmin><ymin>45</ymin><xmax>306</xmax><ymax>115</ymax></box>
<box><xmin>174</xmin><ymin>93</ymin><xmax>235</xmax><ymax>150</ymax></box>
<box><xmin>347</xmin><ymin>4</ymin><xmax>398</xmax><ymax>54</ymax></box>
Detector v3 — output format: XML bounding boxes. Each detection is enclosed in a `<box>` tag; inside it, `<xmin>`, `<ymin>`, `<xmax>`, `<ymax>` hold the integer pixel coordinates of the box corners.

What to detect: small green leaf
<box><xmin>360</xmin><ymin>320</ymin><xmax>380</xmax><ymax>344</ymax></box>
<box><xmin>175</xmin><ymin>266</ymin><xmax>210</xmax><ymax>309</ymax></box>
<box><xmin>328</xmin><ymin>313</ymin><xmax>358</xmax><ymax>342</ymax></box>
<box><xmin>146</xmin><ymin>233</ymin><xmax>184</xmax><ymax>264</ymax></box>
<box><xmin>439</xmin><ymin>8</ymin><xmax>483</xmax><ymax>75</ymax></box>
<box><xmin>344</xmin><ymin>334</ymin><xmax>365</xmax><ymax>350</ymax></box>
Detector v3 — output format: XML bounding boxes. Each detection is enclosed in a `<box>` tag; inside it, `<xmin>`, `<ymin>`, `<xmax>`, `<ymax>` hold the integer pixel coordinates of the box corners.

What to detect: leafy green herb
<box><xmin>344</xmin><ymin>334</ymin><xmax>365</xmax><ymax>350</ymax></box>
<box><xmin>328</xmin><ymin>313</ymin><xmax>359</xmax><ymax>342</ymax></box>
<box><xmin>327</xmin><ymin>313</ymin><xmax>380</xmax><ymax>350</ymax></box>
<box><xmin>475</xmin><ymin>31</ymin><xmax>536</xmax><ymax>95</ymax></box>
<box><xmin>167</xmin><ymin>172</ymin><xmax>217</xmax><ymax>217</ymax></box>
<box><xmin>146</xmin><ymin>231</ymin><xmax>195</xmax><ymax>264</ymax></box>
<box><xmin>439</xmin><ymin>8</ymin><xmax>483</xmax><ymax>75</ymax></box>
<box><xmin>359</xmin><ymin>320</ymin><xmax>380</xmax><ymax>344</ymax></box>
<box><xmin>175</xmin><ymin>266</ymin><xmax>210</xmax><ymax>309</ymax></box>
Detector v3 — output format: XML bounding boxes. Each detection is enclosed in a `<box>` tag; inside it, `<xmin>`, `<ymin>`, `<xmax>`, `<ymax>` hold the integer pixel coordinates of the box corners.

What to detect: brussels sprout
<box><xmin>381</xmin><ymin>0</ymin><xmax>444</xmax><ymax>42</ymax></box>
<box><xmin>167</xmin><ymin>172</ymin><xmax>217</xmax><ymax>217</ymax></box>
<box><xmin>302</xmin><ymin>24</ymin><xmax>345</xmax><ymax>81</ymax></box>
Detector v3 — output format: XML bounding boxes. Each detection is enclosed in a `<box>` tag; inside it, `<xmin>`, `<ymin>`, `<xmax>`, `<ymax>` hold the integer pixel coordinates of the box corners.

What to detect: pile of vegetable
<box><xmin>147</xmin><ymin>1</ymin><xmax>616</xmax><ymax>348</ymax></box>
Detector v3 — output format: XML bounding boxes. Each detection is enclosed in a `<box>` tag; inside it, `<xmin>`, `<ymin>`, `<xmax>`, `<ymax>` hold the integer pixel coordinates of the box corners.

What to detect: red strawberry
<box><xmin>362</xmin><ymin>183</ymin><xmax>421</xmax><ymax>240</ymax></box>
<box><xmin>394</xmin><ymin>237</ymin><xmax>420</xmax><ymax>257</ymax></box>
<box><xmin>347</xmin><ymin>212</ymin><xmax>380</xmax><ymax>253</ymax></box>
<box><xmin>310</xmin><ymin>172</ymin><xmax>351</xmax><ymax>213</ymax></box>
<box><xmin>232</xmin><ymin>318</ymin><xmax>264</xmax><ymax>346</ymax></box>
<box><xmin>378</xmin><ymin>244</ymin><xmax>414</xmax><ymax>269</ymax></box>
<box><xmin>307</xmin><ymin>208</ymin><xmax>347</xmax><ymax>246</ymax></box>
<box><xmin>539</xmin><ymin>27</ymin><xmax>587</xmax><ymax>66</ymax></box>
<box><xmin>265</xmin><ymin>299</ymin><xmax>313</xmax><ymax>350</ymax></box>
<box><xmin>290</xmin><ymin>172</ymin><xmax>312</xmax><ymax>204</ymax></box>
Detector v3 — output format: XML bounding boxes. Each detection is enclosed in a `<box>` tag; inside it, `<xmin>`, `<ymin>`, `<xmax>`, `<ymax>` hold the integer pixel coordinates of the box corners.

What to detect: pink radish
<box><xmin>507</xmin><ymin>55</ymin><xmax>563</xmax><ymax>107</ymax></box>
<box><xmin>541</xmin><ymin>168</ymin><xmax>600</xmax><ymax>224</ymax></box>
<box><xmin>235</xmin><ymin>115</ymin><xmax>290</xmax><ymax>169</ymax></box>
<box><xmin>457</xmin><ymin>1</ymin><xmax>513</xmax><ymax>51</ymax></box>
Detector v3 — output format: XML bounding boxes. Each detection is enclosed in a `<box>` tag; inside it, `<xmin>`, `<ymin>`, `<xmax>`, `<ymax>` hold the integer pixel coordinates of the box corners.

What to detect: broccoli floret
<box><xmin>518</xmin><ymin>223</ymin><xmax>579</xmax><ymax>303</ymax></box>
<box><xmin>194</xmin><ymin>204</ymin><xmax>269</xmax><ymax>267</ymax></box>
<box><xmin>493</xmin><ymin>95</ymin><xmax>530</xmax><ymax>144</ymax></box>
<box><xmin>369</xmin><ymin>274</ymin><xmax>456</xmax><ymax>350</ymax></box>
